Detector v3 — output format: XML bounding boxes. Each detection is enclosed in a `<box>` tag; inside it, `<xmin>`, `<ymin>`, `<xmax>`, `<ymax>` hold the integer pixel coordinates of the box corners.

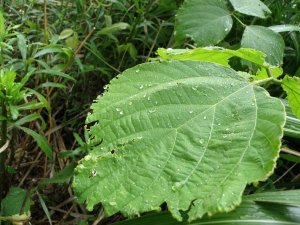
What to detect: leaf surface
<box><xmin>282</xmin><ymin>76</ymin><xmax>300</xmax><ymax>119</ymax></box>
<box><xmin>229</xmin><ymin>0</ymin><xmax>271</xmax><ymax>18</ymax></box>
<box><xmin>73</xmin><ymin>61</ymin><xmax>285</xmax><ymax>221</ymax></box>
<box><xmin>241</xmin><ymin>25</ymin><xmax>285</xmax><ymax>66</ymax></box>
<box><xmin>175</xmin><ymin>0</ymin><xmax>232</xmax><ymax>46</ymax></box>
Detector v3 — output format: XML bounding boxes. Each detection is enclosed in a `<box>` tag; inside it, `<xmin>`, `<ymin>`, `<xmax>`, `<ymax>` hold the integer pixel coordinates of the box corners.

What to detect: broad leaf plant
<box><xmin>72</xmin><ymin>0</ymin><xmax>300</xmax><ymax>223</ymax></box>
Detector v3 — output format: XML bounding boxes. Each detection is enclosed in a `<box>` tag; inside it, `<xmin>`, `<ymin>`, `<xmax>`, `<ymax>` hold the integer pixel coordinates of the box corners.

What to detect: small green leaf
<box><xmin>36</xmin><ymin>191</ymin><xmax>52</xmax><ymax>225</ymax></box>
<box><xmin>281</xmin><ymin>154</ymin><xmax>300</xmax><ymax>163</ymax></box>
<box><xmin>0</xmin><ymin>9</ymin><xmax>5</xmax><ymax>39</ymax></box>
<box><xmin>245</xmin><ymin>190</ymin><xmax>300</xmax><ymax>206</ymax></box>
<box><xmin>282</xmin><ymin>99</ymin><xmax>300</xmax><ymax>139</ymax></box>
<box><xmin>36</xmin><ymin>69</ymin><xmax>75</xmax><ymax>81</ymax></box>
<box><xmin>18</xmin><ymin>126</ymin><xmax>52</xmax><ymax>159</ymax></box>
<box><xmin>255</xmin><ymin>67</ymin><xmax>283</xmax><ymax>80</ymax></box>
<box><xmin>1</xmin><ymin>187</ymin><xmax>31</xmax><ymax>218</ymax></box>
<box><xmin>157</xmin><ymin>47</ymin><xmax>267</xmax><ymax>68</ymax></box>
<box><xmin>282</xmin><ymin>76</ymin><xmax>300</xmax><ymax>119</ymax></box>
<box><xmin>17</xmin><ymin>33</ymin><xmax>27</xmax><ymax>60</ymax></box>
<box><xmin>98</xmin><ymin>22</ymin><xmax>129</xmax><ymax>35</ymax></box>
<box><xmin>65</xmin><ymin>35</ymin><xmax>78</xmax><ymax>49</ymax></box>
<box><xmin>175</xmin><ymin>0</ymin><xmax>233</xmax><ymax>46</ymax></box>
<box><xmin>73</xmin><ymin>61</ymin><xmax>285</xmax><ymax>222</ymax></box>
<box><xmin>241</xmin><ymin>25</ymin><xmax>285</xmax><ymax>66</ymax></box>
<box><xmin>59</xmin><ymin>28</ymin><xmax>74</xmax><ymax>40</ymax></box>
<box><xmin>39</xmin><ymin>82</ymin><xmax>67</xmax><ymax>89</ymax></box>
<box><xmin>0</xmin><ymin>69</ymin><xmax>16</xmax><ymax>90</ymax></box>
<box><xmin>39</xmin><ymin>163</ymin><xmax>76</xmax><ymax>185</ymax></box>
<box><xmin>34</xmin><ymin>46</ymin><xmax>65</xmax><ymax>58</ymax></box>
<box><xmin>269</xmin><ymin>24</ymin><xmax>300</xmax><ymax>33</ymax></box>
<box><xmin>229</xmin><ymin>0</ymin><xmax>271</xmax><ymax>18</ymax></box>
<box><xmin>13</xmin><ymin>113</ymin><xmax>42</xmax><ymax>127</ymax></box>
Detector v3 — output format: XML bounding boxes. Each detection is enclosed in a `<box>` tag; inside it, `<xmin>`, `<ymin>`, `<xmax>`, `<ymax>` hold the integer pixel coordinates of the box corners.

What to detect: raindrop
<box><xmin>203</xmin><ymin>116</ymin><xmax>207</xmax><ymax>120</ymax></box>
<box><xmin>135</xmin><ymin>69</ymin><xmax>140</xmax><ymax>73</ymax></box>
<box><xmin>115</xmin><ymin>108</ymin><xmax>121</xmax><ymax>112</ymax></box>
<box><xmin>139</xmin><ymin>85</ymin><xmax>144</xmax><ymax>89</ymax></box>
<box><xmin>147</xmin><ymin>96</ymin><xmax>151</xmax><ymax>101</ymax></box>
<box><xmin>189</xmin><ymin>111</ymin><xmax>193</xmax><ymax>114</ymax></box>
<box><xmin>225</xmin><ymin>128</ymin><xmax>229</xmax><ymax>131</ymax></box>
<box><xmin>119</xmin><ymin>111</ymin><xmax>124</xmax><ymax>115</ymax></box>
<box><xmin>143</xmin><ymin>94</ymin><xmax>147</xmax><ymax>98</ymax></box>
<box><xmin>109</xmin><ymin>202</ymin><xmax>117</xmax><ymax>206</ymax></box>
<box><xmin>225</xmin><ymin>28</ymin><xmax>228</xmax><ymax>32</ymax></box>
<box><xmin>148</xmin><ymin>109</ymin><xmax>156</xmax><ymax>113</ymax></box>
<box><xmin>172</xmin><ymin>181</ymin><xmax>185</xmax><ymax>191</ymax></box>
<box><xmin>192</xmin><ymin>86</ymin><xmax>197</xmax><ymax>91</ymax></box>
<box><xmin>129</xmin><ymin>101</ymin><xmax>133</xmax><ymax>105</ymax></box>
<box><xmin>199</xmin><ymin>139</ymin><xmax>204</xmax><ymax>145</ymax></box>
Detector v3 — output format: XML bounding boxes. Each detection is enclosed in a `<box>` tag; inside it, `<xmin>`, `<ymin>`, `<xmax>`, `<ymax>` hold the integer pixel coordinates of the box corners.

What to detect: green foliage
<box><xmin>114</xmin><ymin>190</ymin><xmax>300</xmax><ymax>225</ymax></box>
<box><xmin>71</xmin><ymin>0</ymin><xmax>300</xmax><ymax>224</ymax></box>
<box><xmin>0</xmin><ymin>9</ymin><xmax>5</xmax><ymax>40</ymax></box>
<box><xmin>174</xmin><ymin>0</ymin><xmax>300</xmax><ymax>73</ymax></box>
<box><xmin>73</xmin><ymin>60</ymin><xmax>285</xmax><ymax>221</ymax></box>
<box><xmin>0</xmin><ymin>69</ymin><xmax>51</xmax><ymax>157</ymax></box>
<box><xmin>241</xmin><ymin>25</ymin><xmax>285</xmax><ymax>66</ymax></box>
<box><xmin>229</xmin><ymin>0</ymin><xmax>271</xmax><ymax>19</ymax></box>
<box><xmin>0</xmin><ymin>187</ymin><xmax>31</xmax><ymax>224</ymax></box>
<box><xmin>175</xmin><ymin>0</ymin><xmax>233</xmax><ymax>46</ymax></box>
<box><xmin>0</xmin><ymin>0</ymin><xmax>300</xmax><ymax>224</ymax></box>
<box><xmin>282</xmin><ymin>76</ymin><xmax>300</xmax><ymax>119</ymax></box>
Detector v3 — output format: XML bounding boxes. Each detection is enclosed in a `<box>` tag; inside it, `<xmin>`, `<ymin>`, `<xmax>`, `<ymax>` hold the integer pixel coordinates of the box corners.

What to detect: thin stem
<box><xmin>63</xmin><ymin>27</ymin><xmax>96</xmax><ymax>73</ymax></box>
<box><xmin>252</xmin><ymin>77</ymin><xmax>282</xmax><ymax>86</ymax></box>
<box><xmin>44</xmin><ymin>0</ymin><xmax>48</xmax><ymax>44</ymax></box>
<box><xmin>0</xmin><ymin>99</ymin><xmax>7</xmax><ymax>201</ymax></box>
<box><xmin>147</xmin><ymin>20</ymin><xmax>165</xmax><ymax>60</ymax></box>
<box><xmin>281</xmin><ymin>147</ymin><xmax>300</xmax><ymax>158</ymax></box>
<box><xmin>232</xmin><ymin>13</ymin><xmax>246</xmax><ymax>27</ymax></box>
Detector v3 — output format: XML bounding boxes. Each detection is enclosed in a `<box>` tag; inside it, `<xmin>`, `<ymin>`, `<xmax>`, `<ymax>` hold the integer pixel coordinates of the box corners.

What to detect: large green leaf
<box><xmin>175</xmin><ymin>0</ymin><xmax>232</xmax><ymax>46</ymax></box>
<box><xmin>241</xmin><ymin>25</ymin><xmax>285</xmax><ymax>66</ymax></box>
<box><xmin>73</xmin><ymin>61</ymin><xmax>285</xmax><ymax>222</ymax></box>
<box><xmin>229</xmin><ymin>0</ymin><xmax>271</xmax><ymax>19</ymax></box>
<box><xmin>282</xmin><ymin>76</ymin><xmax>300</xmax><ymax>119</ymax></box>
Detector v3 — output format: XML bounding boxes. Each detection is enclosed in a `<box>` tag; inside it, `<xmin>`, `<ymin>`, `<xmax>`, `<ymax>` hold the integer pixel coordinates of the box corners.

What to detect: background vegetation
<box><xmin>0</xmin><ymin>0</ymin><xmax>299</xmax><ymax>224</ymax></box>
